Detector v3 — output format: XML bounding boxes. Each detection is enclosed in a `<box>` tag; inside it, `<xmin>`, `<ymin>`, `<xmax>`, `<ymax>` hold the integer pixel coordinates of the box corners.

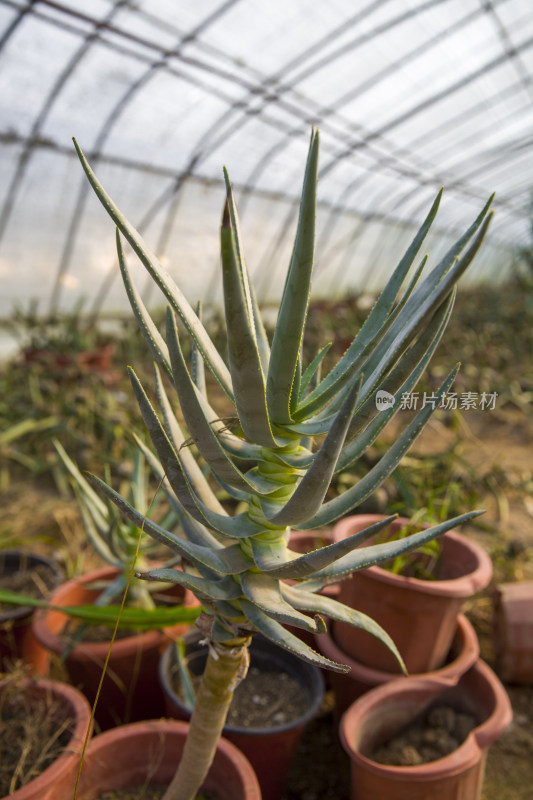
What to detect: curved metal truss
<box><xmin>0</xmin><ymin>0</ymin><xmax>531</xmax><ymax>318</ymax></box>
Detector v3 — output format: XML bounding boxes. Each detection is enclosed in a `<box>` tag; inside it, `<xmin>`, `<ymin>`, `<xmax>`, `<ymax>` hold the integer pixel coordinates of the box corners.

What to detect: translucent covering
<box><xmin>0</xmin><ymin>0</ymin><xmax>531</xmax><ymax>320</ymax></box>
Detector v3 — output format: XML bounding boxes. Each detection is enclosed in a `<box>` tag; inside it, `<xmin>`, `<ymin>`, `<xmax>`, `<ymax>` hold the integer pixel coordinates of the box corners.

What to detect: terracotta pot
<box><xmin>31</xmin><ymin>566</ymin><xmax>195</xmax><ymax>729</ymax></box>
<box><xmin>54</xmin><ymin>719</ymin><xmax>261</xmax><ymax>800</ymax></box>
<box><xmin>339</xmin><ymin>658</ymin><xmax>512</xmax><ymax>800</ymax></box>
<box><xmin>315</xmin><ymin>613</ymin><xmax>479</xmax><ymax>722</ymax></box>
<box><xmin>0</xmin><ymin>677</ymin><xmax>92</xmax><ymax>800</ymax></box>
<box><xmin>159</xmin><ymin>631</ymin><xmax>324</xmax><ymax>800</ymax></box>
<box><xmin>332</xmin><ymin>514</ymin><xmax>492</xmax><ymax>673</ymax></box>
<box><xmin>493</xmin><ymin>580</ymin><xmax>533</xmax><ymax>684</ymax></box>
<box><xmin>0</xmin><ymin>550</ymin><xmax>63</xmax><ymax>674</ymax></box>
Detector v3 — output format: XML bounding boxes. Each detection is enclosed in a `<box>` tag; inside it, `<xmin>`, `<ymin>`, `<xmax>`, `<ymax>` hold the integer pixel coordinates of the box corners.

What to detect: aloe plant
<box><xmin>74</xmin><ymin>129</ymin><xmax>492</xmax><ymax>800</ymax></box>
<box><xmin>53</xmin><ymin>440</ymin><xmax>180</xmax><ymax>611</ymax></box>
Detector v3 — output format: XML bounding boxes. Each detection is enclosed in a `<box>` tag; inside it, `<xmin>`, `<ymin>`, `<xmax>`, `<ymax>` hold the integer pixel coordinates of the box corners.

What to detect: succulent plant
<box><xmin>54</xmin><ymin>439</ymin><xmax>180</xmax><ymax>610</ymax></box>
<box><xmin>74</xmin><ymin>129</ymin><xmax>492</xmax><ymax>800</ymax></box>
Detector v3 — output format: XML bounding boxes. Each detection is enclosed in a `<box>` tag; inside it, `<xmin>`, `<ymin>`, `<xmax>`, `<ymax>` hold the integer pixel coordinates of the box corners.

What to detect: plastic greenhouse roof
<box><xmin>0</xmin><ymin>0</ymin><xmax>532</xmax><ymax>320</ymax></box>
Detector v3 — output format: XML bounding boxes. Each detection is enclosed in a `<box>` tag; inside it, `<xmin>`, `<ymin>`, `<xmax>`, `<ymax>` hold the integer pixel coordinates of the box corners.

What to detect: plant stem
<box><xmin>162</xmin><ymin>636</ymin><xmax>251</xmax><ymax>800</ymax></box>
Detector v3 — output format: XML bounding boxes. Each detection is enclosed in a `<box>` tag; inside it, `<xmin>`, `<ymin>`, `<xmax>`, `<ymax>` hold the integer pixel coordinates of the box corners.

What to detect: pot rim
<box><xmin>332</xmin><ymin>514</ymin><xmax>493</xmax><ymax>597</ymax></box>
<box><xmin>159</xmin><ymin>631</ymin><xmax>325</xmax><ymax>737</ymax></box>
<box><xmin>338</xmin><ymin>658</ymin><xmax>512</xmax><ymax>780</ymax></box>
<box><xmin>31</xmin><ymin>566</ymin><xmax>170</xmax><ymax>660</ymax></box>
<box><xmin>0</xmin><ymin>676</ymin><xmax>92</xmax><ymax>800</ymax></box>
<box><xmin>315</xmin><ymin>612</ymin><xmax>479</xmax><ymax>685</ymax></box>
<box><xmin>0</xmin><ymin>550</ymin><xmax>63</xmax><ymax>624</ymax></box>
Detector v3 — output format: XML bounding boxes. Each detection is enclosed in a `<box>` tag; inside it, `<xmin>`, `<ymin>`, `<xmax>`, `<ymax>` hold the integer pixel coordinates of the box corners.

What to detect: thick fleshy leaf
<box><xmin>241</xmin><ymin>572</ymin><xmax>324</xmax><ymax>633</ymax></box>
<box><xmin>299</xmin><ymin>342</ymin><xmax>332</xmax><ymax>399</ymax></box>
<box><xmin>257</xmin><ymin>516</ymin><xmax>396</xmax><ymax>579</ymax></box>
<box><xmin>116</xmin><ymin>232</ymin><xmax>171</xmax><ymax>375</ymax></box>
<box><xmin>336</xmin><ymin>291</ymin><xmax>455</xmax><ymax>472</ymax></box>
<box><xmin>166</xmin><ymin>308</ymin><xmax>272</xmax><ymax>496</ymax></box>
<box><xmin>191</xmin><ymin>301</ymin><xmax>207</xmax><ymax>396</ymax></box>
<box><xmin>267</xmin><ymin>377</ymin><xmax>361</xmax><ymax>526</ymax></box>
<box><xmin>152</xmin><ymin>365</ymin><xmax>226</xmax><ymax>514</ymax></box>
<box><xmin>139</xmin><ymin>567</ymin><xmax>242</xmax><ymax>601</ymax></box>
<box><xmin>301</xmin><ymin>511</ymin><xmax>484</xmax><ymax>586</ymax></box>
<box><xmin>297</xmin><ymin>365</ymin><xmax>460</xmax><ymax>528</ymax></box>
<box><xmin>238</xmin><ymin>598</ymin><xmax>349</xmax><ymax>673</ymax></box>
<box><xmin>73</xmin><ymin>138</ymin><xmax>234</xmax><ymax>401</ymax></box>
<box><xmin>267</xmin><ymin>130</ymin><xmax>319</xmax><ymax>424</ymax></box>
<box><xmin>294</xmin><ymin>189</ymin><xmax>442</xmax><ymax>421</ymax></box>
<box><xmin>351</xmin><ymin>209</ymin><xmax>493</xmax><ymax>413</ymax></box>
<box><xmin>222</xmin><ymin>167</ymin><xmax>270</xmax><ymax>373</ymax></box>
<box><xmin>220</xmin><ymin>191</ymin><xmax>277</xmax><ymax>447</ymax></box>
<box><xmin>294</xmin><ymin>195</ymin><xmax>492</xmax><ymax>422</ymax></box>
<box><xmin>281</xmin><ymin>584</ymin><xmax>406</xmax><ymax>673</ymax></box>
<box><xmin>86</xmin><ymin>473</ymin><xmax>253</xmax><ymax>575</ymax></box>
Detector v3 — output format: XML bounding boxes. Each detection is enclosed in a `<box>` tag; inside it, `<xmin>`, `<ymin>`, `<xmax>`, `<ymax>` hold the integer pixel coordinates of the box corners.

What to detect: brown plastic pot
<box><xmin>0</xmin><ymin>676</ymin><xmax>92</xmax><ymax>800</ymax></box>
<box><xmin>332</xmin><ymin>514</ymin><xmax>492</xmax><ymax>673</ymax></box>
<box><xmin>339</xmin><ymin>658</ymin><xmax>512</xmax><ymax>800</ymax></box>
<box><xmin>159</xmin><ymin>631</ymin><xmax>324</xmax><ymax>800</ymax></box>
<box><xmin>31</xmin><ymin>566</ymin><xmax>195</xmax><ymax>729</ymax></box>
<box><xmin>0</xmin><ymin>550</ymin><xmax>63</xmax><ymax>674</ymax></box>
<box><xmin>315</xmin><ymin>612</ymin><xmax>479</xmax><ymax>722</ymax></box>
<box><xmin>54</xmin><ymin>719</ymin><xmax>262</xmax><ymax>800</ymax></box>
<box><xmin>493</xmin><ymin>580</ymin><xmax>533</xmax><ymax>684</ymax></box>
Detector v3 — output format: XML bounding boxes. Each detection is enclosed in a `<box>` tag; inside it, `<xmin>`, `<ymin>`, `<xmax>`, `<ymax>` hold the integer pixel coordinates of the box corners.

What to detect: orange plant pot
<box><xmin>332</xmin><ymin>514</ymin><xmax>492</xmax><ymax>673</ymax></box>
<box><xmin>493</xmin><ymin>580</ymin><xmax>533</xmax><ymax>684</ymax></box>
<box><xmin>339</xmin><ymin>659</ymin><xmax>512</xmax><ymax>800</ymax></box>
<box><xmin>32</xmin><ymin>566</ymin><xmax>196</xmax><ymax>729</ymax></box>
<box><xmin>54</xmin><ymin>719</ymin><xmax>262</xmax><ymax>800</ymax></box>
<box><xmin>0</xmin><ymin>677</ymin><xmax>91</xmax><ymax>800</ymax></box>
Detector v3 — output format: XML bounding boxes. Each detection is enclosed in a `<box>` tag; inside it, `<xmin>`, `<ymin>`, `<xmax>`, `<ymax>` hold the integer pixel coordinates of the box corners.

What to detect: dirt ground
<box><xmin>1</xmin><ymin>404</ymin><xmax>532</xmax><ymax>799</ymax></box>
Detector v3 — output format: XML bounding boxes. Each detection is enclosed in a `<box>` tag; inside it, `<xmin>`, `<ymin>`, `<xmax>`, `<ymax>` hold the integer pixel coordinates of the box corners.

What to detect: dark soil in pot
<box><xmin>0</xmin><ymin>551</ymin><xmax>62</xmax><ymax>670</ymax></box>
<box><xmin>0</xmin><ymin>677</ymin><xmax>75</xmax><ymax>795</ymax></box>
<box><xmin>369</xmin><ymin>703</ymin><xmax>477</xmax><ymax>765</ymax></box>
<box><xmin>94</xmin><ymin>789</ymin><xmax>218</xmax><ymax>800</ymax></box>
<box><xmin>168</xmin><ymin>654</ymin><xmax>310</xmax><ymax>729</ymax></box>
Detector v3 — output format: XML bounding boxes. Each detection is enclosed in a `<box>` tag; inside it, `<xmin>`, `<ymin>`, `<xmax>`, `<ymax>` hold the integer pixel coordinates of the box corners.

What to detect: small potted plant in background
<box><xmin>31</xmin><ymin>443</ymin><xmax>200</xmax><ymax>729</ymax></box>
<box><xmin>55</xmin><ymin>128</ymin><xmax>508</xmax><ymax>800</ymax></box>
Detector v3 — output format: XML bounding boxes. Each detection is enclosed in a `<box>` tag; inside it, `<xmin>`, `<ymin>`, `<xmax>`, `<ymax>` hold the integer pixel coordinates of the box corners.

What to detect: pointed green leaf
<box><xmin>116</xmin><ymin>231</ymin><xmax>171</xmax><ymax>375</ymax></box>
<box><xmin>152</xmin><ymin>365</ymin><xmax>226</xmax><ymax>514</ymax></box>
<box><xmin>299</xmin><ymin>342</ymin><xmax>332</xmax><ymax>399</ymax></box>
<box><xmin>300</xmin><ymin>511</ymin><xmax>484</xmax><ymax>584</ymax></box>
<box><xmin>259</xmin><ymin>516</ymin><xmax>396</xmax><ymax>579</ymax></box>
<box><xmin>86</xmin><ymin>473</ymin><xmax>252</xmax><ymax>574</ymax></box>
<box><xmin>241</xmin><ymin>572</ymin><xmax>324</xmax><ymax>633</ymax></box>
<box><xmin>165</xmin><ymin>309</ymin><xmax>270</xmax><ymax>496</ymax></box>
<box><xmin>267</xmin><ymin>377</ymin><xmax>361</xmax><ymax>526</ymax></box>
<box><xmin>220</xmin><ymin>191</ymin><xmax>277</xmax><ymax>446</ymax></box>
<box><xmin>294</xmin><ymin>194</ymin><xmax>492</xmax><ymax>422</ymax></box>
<box><xmin>140</xmin><ymin>568</ymin><xmax>242</xmax><ymax>601</ymax></box>
<box><xmin>73</xmin><ymin>138</ymin><xmax>233</xmax><ymax>400</ymax></box>
<box><xmin>0</xmin><ymin>590</ymin><xmax>201</xmax><ymax>630</ymax></box>
<box><xmin>336</xmin><ymin>290</ymin><xmax>456</xmax><ymax>472</ymax></box>
<box><xmin>299</xmin><ymin>365</ymin><xmax>460</xmax><ymax>528</ymax></box>
<box><xmin>281</xmin><ymin>584</ymin><xmax>406</xmax><ymax>673</ymax></box>
<box><xmin>238</xmin><ymin>597</ymin><xmax>349</xmax><ymax>673</ymax></box>
<box><xmin>267</xmin><ymin>130</ymin><xmax>319</xmax><ymax>424</ymax></box>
